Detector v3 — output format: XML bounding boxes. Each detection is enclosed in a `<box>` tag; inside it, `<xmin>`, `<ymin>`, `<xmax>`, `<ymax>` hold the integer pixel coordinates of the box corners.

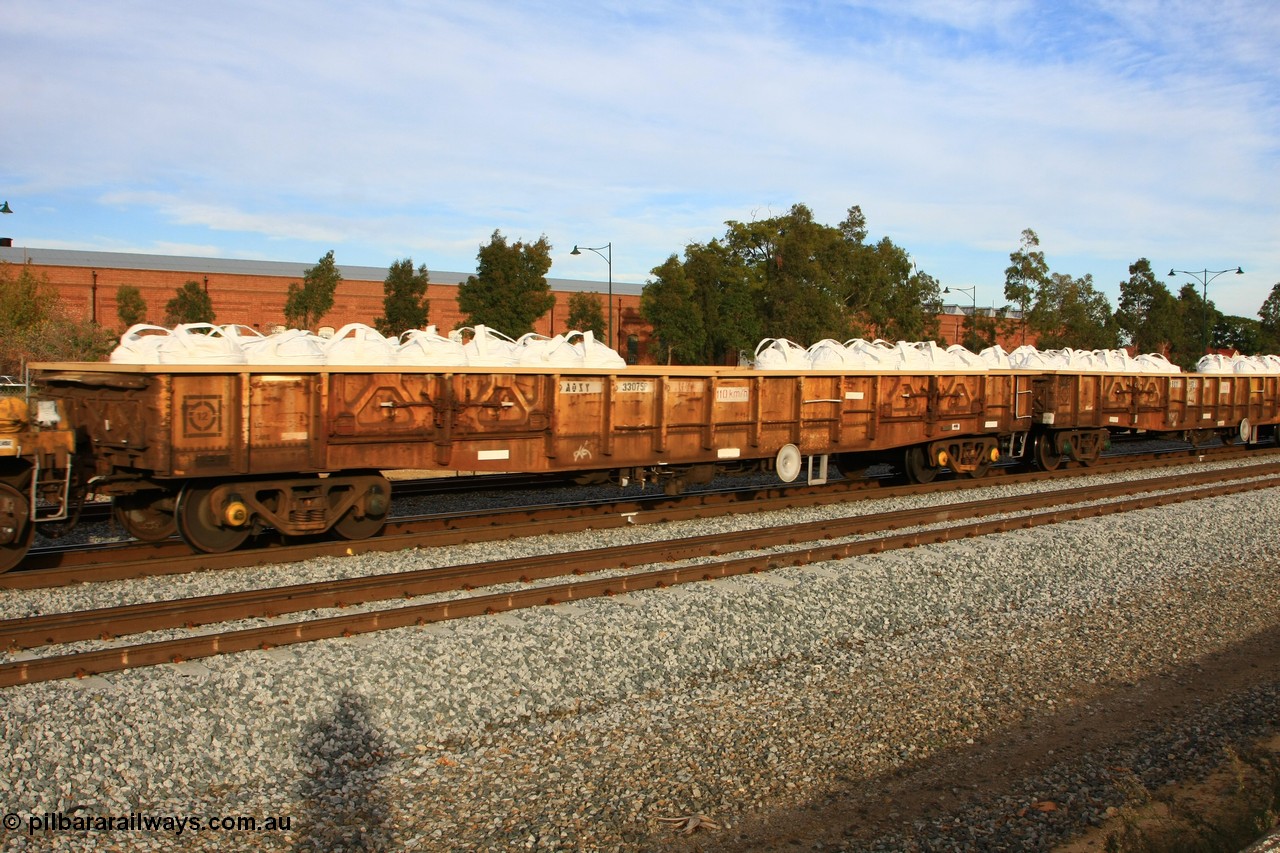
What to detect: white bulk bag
<box><xmin>945</xmin><ymin>344</ymin><xmax>987</xmax><ymax>369</ymax></box>
<box><xmin>324</xmin><ymin>323</ymin><xmax>397</xmax><ymax>365</ymax></box>
<box><xmin>978</xmin><ymin>345</ymin><xmax>1012</xmax><ymax>369</ymax></box>
<box><xmin>1133</xmin><ymin>353</ymin><xmax>1180</xmax><ymax>374</ymax></box>
<box><xmin>451</xmin><ymin>326</ymin><xmax>519</xmax><ymax>366</ymax></box>
<box><xmin>843</xmin><ymin>339</ymin><xmax>895</xmax><ymax>369</ymax></box>
<box><xmin>1089</xmin><ymin>349</ymin><xmax>1135</xmax><ymax>372</ymax></box>
<box><xmin>110</xmin><ymin>324</ymin><xmax>174</xmax><ymax>364</ymax></box>
<box><xmin>156</xmin><ymin>323</ymin><xmax>248</xmax><ymax>365</ymax></box>
<box><xmin>568</xmin><ymin>330</ymin><xmax>626</xmax><ymax>368</ymax></box>
<box><xmin>396</xmin><ymin>326</ymin><xmax>467</xmax><ymax>367</ymax></box>
<box><xmin>514</xmin><ymin>333</ymin><xmax>570</xmax><ymax>366</ymax></box>
<box><xmin>245</xmin><ymin>329</ymin><xmax>327</xmax><ymax>365</ymax></box>
<box><xmin>1195</xmin><ymin>354</ymin><xmax>1235</xmax><ymax>374</ymax></box>
<box><xmin>1233</xmin><ymin>356</ymin><xmax>1267</xmax><ymax>374</ymax></box>
<box><xmin>753</xmin><ymin>338</ymin><xmax>809</xmax><ymax>370</ymax></box>
<box><xmin>884</xmin><ymin>341</ymin><xmax>932</xmax><ymax>370</ymax></box>
<box><xmin>806</xmin><ymin>339</ymin><xmax>851</xmax><ymax>369</ymax></box>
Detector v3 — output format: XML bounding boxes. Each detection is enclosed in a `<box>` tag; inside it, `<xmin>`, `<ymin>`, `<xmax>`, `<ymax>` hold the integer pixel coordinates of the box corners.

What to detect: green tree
<box><xmin>1169</xmin><ymin>283</ymin><xmax>1210</xmax><ymax>369</ymax></box>
<box><xmin>284</xmin><ymin>250</ymin><xmax>341</xmax><ymax>330</ymax></box>
<box><xmin>373</xmin><ymin>258</ymin><xmax>430</xmax><ymax>337</ymax></box>
<box><xmin>457</xmin><ymin>230</ymin><xmax>555</xmax><ymax>335</ymax></box>
<box><xmin>0</xmin><ymin>260</ymin><xmax>59</xmax><ymax>331</ymax></box>
<box><xmin>959</xmin><ymin>307</ymin><xmax>1006</xmax><ymax>353</ymax></box>
<box><xmin>642</xmin><ymin>239</ymin><xmax>763</xmax><ymax>365</ymax></box>
<box><xmin>682</xmin><ymin>239</ymin><xmax>760</xmax><ymax>363</ymax></box>
<box><xmin>116</xmin><ymin>285</ymin><xmax>148</xmax><ymax>328</ymax></box>
<box><xmin>853</xmin><ymin>237</ymin><xmax>941</xmax><ymax>341</ymax></box>
<box><xmin>1028</xmin><ymin>272</ymin><xmax>1119</xmax><ymax>350</ymax></box>
<box><xmin>565</xmin><ymin>291</ymin><xmax>605</xmax><ymax>337</ymax></box>
<box><xmin>1215</xmin><ymin>315</ymin><xmax>1265</xmax><ymax>354</ymax></box>
<box><xmin>1004</xmin><ymin>229</ymin><xmax>1049</xmax><ymax>346</ymax></box>
<box><xmin>642</xmin><ymin>203</ymin><xmax>941</xmax><ymax>363</ymax></box>
<box><xmin>725</xmin><ymin>204</ymin><xmax>850</xmax><ymax>344</ymax></box>
<box><xmin>1115</xmin><ymin>258</ymin><xmax>1178</xmax><ymax>355</ymax></box>
<box><xmin>642</xmin><ymin>254</ymin><xmax>708</xmax><ymax>364</ymax></box>
<box><xmin>1258</xmin><ymin>282</ymin><xmax>1280</xmax><ymax>352</ymax></box>
<box><xmin>163</xmin><ymin>280</ymin><xmax>215</xmax><ymax>325</ymax></box>
<box><xmin>0</xmin><ymin>261</ymin><xmax>115</xmax><ymax>371</ymax></box>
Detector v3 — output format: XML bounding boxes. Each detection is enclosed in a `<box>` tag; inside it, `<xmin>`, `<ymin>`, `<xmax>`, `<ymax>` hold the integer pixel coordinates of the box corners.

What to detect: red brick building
<box><xmin>1</xmin><ymin>246</ymin><xmax>1032</xmax><ymax>362</ymax></box>
<box><xmin>0</xmin><ymin>246</ymin><xmax>653</xmax><ymax>363</ymax></box>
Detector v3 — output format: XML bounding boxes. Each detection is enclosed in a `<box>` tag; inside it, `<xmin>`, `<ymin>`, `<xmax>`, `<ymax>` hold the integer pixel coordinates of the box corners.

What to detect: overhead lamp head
<box><xmin>1236</xmin><ymin>266</ymin><xmax>1244</xmax><ymax>274</ymax></box>
<box><xmin>942</xmin><ymin>286</ymin><xmax>951</xmax><ymax>294</ymax></box>
<box><xmin>1168</xmin><ymin>269</ymin><xmax>1176</xmax><ymax>277</ymax></box>
<box><xmin>0</xmin><ymin>202</ymin><xmax>12</xmax><ymax>214</ymax></box>
<box><xmin>570</xmin><ymin>245</ymin><xmax>581</xmax><ymax>255</ymax></box>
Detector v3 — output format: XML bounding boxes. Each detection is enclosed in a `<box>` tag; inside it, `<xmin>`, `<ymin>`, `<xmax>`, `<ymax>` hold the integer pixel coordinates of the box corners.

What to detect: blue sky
<box><xmin>4</xmin><ymin>1</ymin><xmax>1278</xmax><ymax>319</ymax></box>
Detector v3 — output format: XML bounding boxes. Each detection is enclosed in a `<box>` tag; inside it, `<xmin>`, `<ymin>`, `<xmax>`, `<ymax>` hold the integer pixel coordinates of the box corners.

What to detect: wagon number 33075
<box><xmin>559</xmin><ymin>380</ymin><xmax>655</xmax><ymax>394</ymax></box>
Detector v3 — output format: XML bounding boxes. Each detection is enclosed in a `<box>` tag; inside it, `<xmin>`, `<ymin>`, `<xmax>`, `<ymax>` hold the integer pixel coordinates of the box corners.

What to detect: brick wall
<box><xmin>8</xmin><ymin>253</ymin><xmax>1034</xmax><ymax>362</ymax></box>
<box><xmin>21</xmin><ymin>262</ymin><xmax>655</xmax><ymax>361</ymax></box>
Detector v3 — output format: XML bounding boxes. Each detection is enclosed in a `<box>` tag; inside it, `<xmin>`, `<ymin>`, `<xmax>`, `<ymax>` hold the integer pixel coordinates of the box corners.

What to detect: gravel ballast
<box><xmin>1</xmin><ymin>461</ymin><xmax>1279</xmax><ymax>851</ymax></box>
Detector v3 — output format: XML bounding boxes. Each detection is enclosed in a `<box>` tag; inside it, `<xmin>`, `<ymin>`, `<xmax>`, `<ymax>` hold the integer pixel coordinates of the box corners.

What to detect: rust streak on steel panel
<box><xmin>603</xmin><ymin>374</ymin><xmax>614</xmax><ymax>457</ymax></box>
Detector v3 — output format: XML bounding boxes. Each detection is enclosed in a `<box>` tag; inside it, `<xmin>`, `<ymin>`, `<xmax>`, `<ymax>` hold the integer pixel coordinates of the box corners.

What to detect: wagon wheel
<box><xmin>176</xmin><ymin>482</ymin><xmax>250</xmax><ymax>553</ymax></box>
<box><xmin>964</xmin><ymin>456</ymin><xmax>993</xmax><ymax>479</ymax></box>
<box><xmin>1034</xmin><ymin>434</ymin><xmax>1063</xmax><ymax>471</ymax></box>
<box><xmin>331</xmin><ymin>481</ymin><xmax>389</xmax><ymax>541</ymax></box>
<box><xmin>0</xmin><ymin>483</ymin><xmax>34</xmax><ymax>573</ymax></box>
<box><xmin>903</xmin><ymin>447</ymin><xmax>939</xmax><ymax>484</ymax></box>
<box><xmin>332</xmin><ymin>505</ymin><xmax>387</xmax><ymax>541</ymax></box>
<box><xmin>112</xmin><ymin>492</ymin><xmax>178</xmax><ymax>542</ymax></box>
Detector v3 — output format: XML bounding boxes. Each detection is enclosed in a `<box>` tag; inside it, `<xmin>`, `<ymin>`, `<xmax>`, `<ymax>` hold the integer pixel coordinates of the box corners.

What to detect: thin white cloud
<box><xmin>3</xmin><ymin>0</ymin><xmax>1278</xmax><ymax>316</ymax></box>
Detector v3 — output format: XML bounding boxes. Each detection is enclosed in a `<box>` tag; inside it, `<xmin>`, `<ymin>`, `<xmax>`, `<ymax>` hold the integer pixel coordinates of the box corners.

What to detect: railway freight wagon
<box><xmin>29</xmin><ymin>363</ymin><xmax>1029</xmax><ymax>555</ymax></box>
<box><xmin>1028</xmin><ymin>371</ymin><xmax>1280</xmax><ymax>470</ymax></box>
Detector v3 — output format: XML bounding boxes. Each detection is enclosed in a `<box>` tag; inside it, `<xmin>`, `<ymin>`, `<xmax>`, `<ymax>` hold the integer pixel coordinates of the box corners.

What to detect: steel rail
<box><xmin>9</xmin><ymin>444</ymin><xmax>1277</xmax><ymax>590</ymax></box>
<box><xmin>4</xmin><ymin>462</ymin><xmax>1278</xmax><ymax>651</ymax></box>
<box><xmin>3</xmin><ymin>470</ymin><xmax>1278</xmax><ymax>688</ymax></box>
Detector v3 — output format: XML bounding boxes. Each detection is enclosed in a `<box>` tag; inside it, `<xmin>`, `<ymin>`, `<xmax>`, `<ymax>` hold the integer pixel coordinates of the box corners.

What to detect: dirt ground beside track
<box><xmin>672</xmin><ymin>624</ymin><xmax>1280</xmax><ymax>852</ymax></box>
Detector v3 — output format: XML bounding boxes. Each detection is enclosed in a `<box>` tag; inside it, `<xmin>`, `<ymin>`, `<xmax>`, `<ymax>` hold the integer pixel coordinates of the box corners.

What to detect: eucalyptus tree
<box><xmin>1115</xmin><ymin>258</ymin><xmax>1178</xmax><ymax>355</ymax></box>
<box><xmin>1166</xmin><ymin>283</ymin><xmax>1219</xmax><ymax>367</ymax></box>
<box><xmin>724</xmin><ymin>204</ymin><xmax>850</xmax><ymax>344</ymax></box>
<box><xmin>457</xmin><ymin>230</ymin><xmax>555</xmax><ymax>335</ymax></box>
<box><xmin>642</xmin><ymin>254</ymin><xmax>708</xmax><ymax>364</ymax></box>
<box><xmin>1258</xmin><ymin>282</ymin><xmax>1280</xmax><ymax>352</ymax></box>
<box><xmin>115</xmin><ymin>284</ymin><xmax>148</xmax><ymax>327</ymax></box>
<box><xmin>284</xmin><ymin>250</ymin><xmax>341</xmax><ymax>330</ymax></box>
<box><xmin>565</xmin><ymin>291</ymin><xmax>605</xmax><ymax>338</ymax></box>
<box><xmin>164</xmin><ymin>280</ymin><xmax>215</xmax><ymax>325</ymax></box>
<box><xmin>1004</xmin><ymin>229</ymin><xmax>1049</xmax><ymax>346</ymax></box>
<box><xmin>1026</xmin><ymin>272</ymin><xmax>1118</xmax><ymax>350</ymax></box>
<box><xmin>374</xmin><ymin>258</ymin><xmax>430</xmax><ymax>337</ymax></box>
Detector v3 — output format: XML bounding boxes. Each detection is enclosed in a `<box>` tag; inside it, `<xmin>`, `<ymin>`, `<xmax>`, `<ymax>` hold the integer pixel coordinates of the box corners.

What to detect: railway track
<box><xmin>4</xmin><ymin>456</ymin><xmax>1279</xmax><ymax>688</ymax></box>
<box><xmin>6</xmin><ymin>441</ymin><xmax>1270</xmax><ymax>589</ymax></box>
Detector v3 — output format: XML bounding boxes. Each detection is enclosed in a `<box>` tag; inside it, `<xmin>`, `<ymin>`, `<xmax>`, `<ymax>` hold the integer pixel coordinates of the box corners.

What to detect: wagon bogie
<box><xmin>170</xmin><ymin>472</ymin><xmax>391</xmax><ymax>553</ymax></box>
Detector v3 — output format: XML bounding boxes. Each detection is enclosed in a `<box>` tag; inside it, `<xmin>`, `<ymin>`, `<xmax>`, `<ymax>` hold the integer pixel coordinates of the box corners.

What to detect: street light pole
<box><xmin>570</xmin><ymin>242</ymin><xmax>612</xmax><ymax>346</ymax></box>
<box><xmin>943</xmin><ymin>284</ymin><xmax>977</xmax><ymax>311</ymax></box>
<box><xmin>1</xmin><ymin>201</ymin><xmax>12</xmax><ymax>249</ymax></box>
<box><xmin>1167</xmin><ymin>266</ymin><xmax>1243</xmax><ymax>354</ymax></box>
<box><xmin>943</xmin><ymin>285</ymin><xmax>977</xmax><ymax>346</ymax></box>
